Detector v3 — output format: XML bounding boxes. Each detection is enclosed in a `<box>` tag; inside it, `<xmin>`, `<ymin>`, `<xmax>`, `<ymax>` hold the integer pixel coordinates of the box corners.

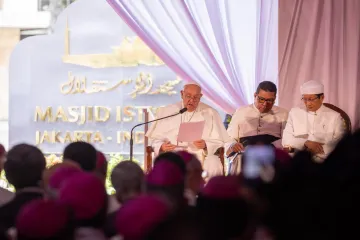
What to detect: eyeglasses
<box><xmin>257</xmin><ymin>96</ymin><xmax>275</xmax><ymax>104</ymax></box>
<box><xmin>184</xmin><ymin>94</ymin><xmax>202</xmax><ymax>101</ymax></box>
<box><xmin>301</xmin><ymin>97</ymin><xmax>319</xmax><ymax>102</ymax></box>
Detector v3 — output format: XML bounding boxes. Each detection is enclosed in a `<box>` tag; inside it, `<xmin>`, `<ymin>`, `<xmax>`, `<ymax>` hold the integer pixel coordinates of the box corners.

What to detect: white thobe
<box><xmin>282</xmin><ymin>105</ymin><xmax>345</xmax><ymax>161</ymax></box>
<box><xmin>146</xmin><ymin>101</ymin><xmax>229</xmax><ymax>177</ymax></box>
<box><xmin>225</xmin><ymin>104</ymin><xmax>288</xmax><ymax>174</ymax></box>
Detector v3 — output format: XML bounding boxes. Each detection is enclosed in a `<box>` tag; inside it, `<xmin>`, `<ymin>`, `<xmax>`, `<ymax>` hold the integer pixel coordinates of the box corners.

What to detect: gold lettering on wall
<box><xmin>60</xmin><ymin>72</ymin><xmax>132</xmax><ymax>95</ymax></box>
<box><xmin>94</xmin><ymin>106</ymin><xmax>111</xmax><ymax>122</ymax></box>
<box><xmin>123</xmin><ymin>106</ymin><xmax>135</xmax><ymax>122</ymax></box>
<box><xmin>59</xmin><ymin>72</ymin><xmax>182</xmax><ymax>98</ymax></box>
<box><xmin>122</xmin><ymin>131</ymin><xmax>131</xmax><ymax>142</ymax></box>
<box><xmin>36</xmin><ymin>130</ymin><xmax>106</xmax><ymax>145</ymax></box>
<box><xmin>135</xmin><ymin>132</ymin><xmax>144</xmax><ymax>144</ymax></box>
<box><xmin>54</xmin><ymin>107</ymin><xmax>69</xmax><ymax>122</ymax></box>
<box><xmin>68</xmin><ymin>106</ymin><xmax>79</xmax><ymax>123</ymax></box>
<box><xmin>34</xmin><ymin>105</ymin><xmax>164</xmax><ymax>147</ymax></box>
<box><xmin>93</xmin><ymin>132</ymin><xmax>103</xmax><ymax>143</ymax></box>
<box><xmin>34</xmin><ymin>107</ymin><xmax>53</xmax><ymax>122</ymax></box>
<box><xmin>62</xmin><ymin>19</ymin><xmax>165</xmax><ymax>68</ymax></box>
<box><xmin>116</xmin><ymin>106</ymin><xmax>121</xmax><ymax>122</ymax></box>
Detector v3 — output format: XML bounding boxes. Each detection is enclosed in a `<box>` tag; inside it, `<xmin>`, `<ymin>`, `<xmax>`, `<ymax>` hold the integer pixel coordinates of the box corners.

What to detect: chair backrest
<box><xmin>143</xmin><ymin>109</ymin><xmax>152</xmax><ymax>173</ymax></box>
<box><xmin>323</xmin><ymin>103</ymin><xmax>351</xmax><ymax>133</ymax></box>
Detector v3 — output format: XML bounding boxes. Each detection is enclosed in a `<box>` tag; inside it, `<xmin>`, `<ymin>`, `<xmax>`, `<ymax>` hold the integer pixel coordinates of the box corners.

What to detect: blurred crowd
<box><xmin>0</xmin><ymin>129</ymin><xmax>360</xmax><ymax>240</ymax></box>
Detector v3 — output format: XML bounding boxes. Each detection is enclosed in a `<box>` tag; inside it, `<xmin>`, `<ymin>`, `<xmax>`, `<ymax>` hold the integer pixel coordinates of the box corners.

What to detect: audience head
<box><xmin>45</xmin><ymin>164</ymin><xmax>83</xmax><ymax>198</ymax></box>
<box><xmin>181</xmin><ymin>83</ymin><xmax>202</xmax><ymax>112</ymax></box>
<box><xmin>111</xmin><ymin>161</ymin><xmax>144</xmax><ymax>204</ymax></box>
<box><xmin>300</xmin><ymin>80</ymin><xmax>324</xmax><ymax>112</ymax></box>
<box><xmin>146</xmin><ymin>160</ymin><xmax>185</xmax><ymax>210</ymax></box>
<box><xmin>197</xmin><ymin>176</ymin><xmax>250</xmax><ymax>239</ymax></box>
<box><xmin>95</xmin><ymin>151</ymin><xmax>108</xmax><ymax>181</ymax></box>
<box><xmin>0</xmin><ymin>143</ymin><xmax>5</xmax><ymax>159</ymax></box>
<box><xmin>116</xmin><ymin>194</ymin><xmax>171</xmax><ymax>240</ymax></box>
<box><xmin>254</xmin><ymin>81</ymin><xmax>277</xmax><ymax>113</ymax></box>
<box><xmin>42</xmin><ymin>161</ymin><xmax>81</xmax><ymax>190</ymax></box>
<box><xmin>58</xmin><ymin>172</ymin><xmax>108</xmax><ymax>228</ymax></box>
<box><xmin>154</xmin><ymin>152</ymin><xmax>186</xmax><ymax>175</ymax></box>
<box><xmin>63</xmin><ymin>141</ymin><xmax>97</xmax><ymax>171</ymax></box>
<box><xmin>16</xmin><ymin>199</ymin><xmax>73</xmax><ymax>240</ymax></box>
<box><xmin>0</xmin><ymin>144</ymin><xmax>5</xmax><ymax>171</ymax></box>
<box><xmin>4</xmin><ymin>144</ymin><xmax>46</xmax><ymax>190</ymax></box>
<box><xmin>177</xmin><ymin>151</ymin><xmax>204</xmax><ymax>194</ymax></box>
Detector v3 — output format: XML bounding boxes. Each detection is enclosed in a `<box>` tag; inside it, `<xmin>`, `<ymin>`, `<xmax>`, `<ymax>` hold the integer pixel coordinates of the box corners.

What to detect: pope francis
<box><xmin>145</xmin><ymin>83</ymin><xmax>230</xmax><ymax>177</ymax></box>
<box><xmin>282</xmin><ymin>80</ymin><xmax>345</xmax><ymax>162</ymax></box>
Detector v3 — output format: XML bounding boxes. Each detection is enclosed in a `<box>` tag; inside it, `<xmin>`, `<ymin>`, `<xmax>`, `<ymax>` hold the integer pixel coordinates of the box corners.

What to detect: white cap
<box><xmin>300</xmin><ymin>80</ymin><xmax>324</xmax><ymax>95</ymax></box>
<box><xmin>184</xmin><ymin>82</ymin><xmax>201</xmax><ymax>87</ymax></box>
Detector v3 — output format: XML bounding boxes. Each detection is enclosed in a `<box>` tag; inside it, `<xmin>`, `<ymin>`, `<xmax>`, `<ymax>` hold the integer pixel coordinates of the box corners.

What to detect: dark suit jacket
<box><xmin>0</xmin><ymin>189</ymin><xmax>44</xmax><ymax>229</ymax></box>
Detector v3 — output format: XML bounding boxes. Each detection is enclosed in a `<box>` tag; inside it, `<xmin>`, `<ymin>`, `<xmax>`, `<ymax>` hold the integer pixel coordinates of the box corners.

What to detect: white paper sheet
<box><xmin>177</xmin><ymin>121</ymin><xmax>205</xmax><ymax>142</ymax></box>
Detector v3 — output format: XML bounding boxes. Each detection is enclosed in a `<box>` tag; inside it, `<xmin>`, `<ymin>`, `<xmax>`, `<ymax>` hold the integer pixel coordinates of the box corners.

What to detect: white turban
<box><xmin>300</xmin><ymin>80</ymin><xmax>324</xmax><ymax>95</ymax></box>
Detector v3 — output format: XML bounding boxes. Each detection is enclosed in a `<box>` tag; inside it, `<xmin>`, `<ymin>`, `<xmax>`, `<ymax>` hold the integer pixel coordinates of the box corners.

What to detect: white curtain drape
<box><xmin>107</xmin><ymin>0</ymin><xmax>278</xmax><ymax>114</ymax></box>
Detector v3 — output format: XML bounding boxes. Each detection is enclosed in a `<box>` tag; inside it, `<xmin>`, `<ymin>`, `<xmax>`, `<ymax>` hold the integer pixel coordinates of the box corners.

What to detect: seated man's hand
<box><xmin>304</xmin><ymin>140</ymin><xmax>324</xmax><ymax>155</ymax></box>
<box><xmin>193</xmin><ymin>139</ymin><xmax>207</xmax><ymax>149</ymax></box>
<box><xmin>160</xmin><ymin>141</ymin><xmax>177</xmax><ymax>152</ymax></box>
<box><xmin>226</xmin><ymin>142</ymin><xmax>244</xmax><ymax>156</ymax></box>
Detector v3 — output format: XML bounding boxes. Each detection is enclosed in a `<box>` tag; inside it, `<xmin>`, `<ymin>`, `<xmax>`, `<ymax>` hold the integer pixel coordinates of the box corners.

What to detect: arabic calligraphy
<box><xmin>60</xmin><ymin>72</ymin><xmax>182</xmax><ymax>97</ymax></box>
<box><xmin>129</xmin><ymin>73</ymin><xmax>153</xmax><ymax>98</ymax></box>
<box><xmin>60</xmin><ymin>72</ymin><xmax>132</xmax><ymax>95</ymax></box>
<box><xmin>149</xmin><ymin>76</ymin><xmax>181</xmax><ymax>96</ymax></box>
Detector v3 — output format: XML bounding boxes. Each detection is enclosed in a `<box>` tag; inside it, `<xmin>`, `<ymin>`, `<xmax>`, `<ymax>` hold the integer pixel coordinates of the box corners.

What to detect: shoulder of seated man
<box><xmin>271</xmin><ymin>105</ymin><xmax>288</xmax><ymax>114</ymax></box>
<box><xmin>234</xmin><ymin>104</ymin><xmax>253</xmax><ymax>114</ymax></box>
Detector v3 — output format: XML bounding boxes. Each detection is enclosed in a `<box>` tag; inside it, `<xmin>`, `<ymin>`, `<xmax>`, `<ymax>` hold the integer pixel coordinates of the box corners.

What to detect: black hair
<box><xmin>63</xmin><ymin>142</ymin><xmax>97</xmax><ymax>171</ymax></box>
<box><xmin>4</xmin><ymin>144</ymin><xmax>46</xmax><ymax>190</ymax></box>
<box><xmin>256</xmin><ymin>81</ymin><xmax>277</xmax><ymax>94</ymax></box>
<box><xmin>153</xmin><ymin>152</ymin><xmax>186</xmax><ymax>175</ymax></box>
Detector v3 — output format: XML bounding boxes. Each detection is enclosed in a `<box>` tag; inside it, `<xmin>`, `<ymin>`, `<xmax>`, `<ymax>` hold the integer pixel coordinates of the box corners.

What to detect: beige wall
<box><xmin>0</xmin><ymin>27</ymin><xmax>19</xmax><ymax>120</ymax></box>
<box><xmin>0</xmin><ymin>28</ymin><xmax>20</xmax><ymax>148</ymax></box>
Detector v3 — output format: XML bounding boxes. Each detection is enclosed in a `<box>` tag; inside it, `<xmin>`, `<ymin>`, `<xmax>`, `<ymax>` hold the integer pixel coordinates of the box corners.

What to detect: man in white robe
<box><xmin>225</xmin><ymin>81</ymin><xmax>288</xmax><ymax>174</ymax></box>
<box><xmin>146</xmin><ymin>83</ymin><xmax>230</xmax><ymax>178</ymax></box>
<box><xmin>282</xmin><ymin>80</ymin><xmax>345</xmax><ymax>162</ymax></box>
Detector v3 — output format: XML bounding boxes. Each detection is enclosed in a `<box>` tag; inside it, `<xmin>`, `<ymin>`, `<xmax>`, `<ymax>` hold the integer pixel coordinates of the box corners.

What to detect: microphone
<box><xmin>129</xmin><ymin>107</ymin><xmax>188</xmax><ymax>161</ymax></box>
<box><xmin>179</xmin><ymin>108</ymin><xmax>187</xmax><ymax>114</ymax></box>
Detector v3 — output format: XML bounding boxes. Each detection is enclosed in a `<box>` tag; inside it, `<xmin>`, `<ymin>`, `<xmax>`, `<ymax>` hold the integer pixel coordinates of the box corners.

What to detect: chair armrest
<box><xmin>145</xmin><ymin>146</ymin><xmax>154</xmax><ymax>173</ymax></box>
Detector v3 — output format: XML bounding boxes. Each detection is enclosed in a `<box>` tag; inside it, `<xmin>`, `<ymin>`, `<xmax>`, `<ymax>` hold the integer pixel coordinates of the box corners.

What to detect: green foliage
<box><xmin>0</xmin><ymin>171</ymin><xmax>14</xmax><ymax>192</ymax></box>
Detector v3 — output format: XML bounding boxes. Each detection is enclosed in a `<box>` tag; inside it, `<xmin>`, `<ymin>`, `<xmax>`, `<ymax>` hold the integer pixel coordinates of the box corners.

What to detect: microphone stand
<box><xmin>129</xmin><ymin>108</ymin><xmax>187</xmax><ymax>161</ymax></box>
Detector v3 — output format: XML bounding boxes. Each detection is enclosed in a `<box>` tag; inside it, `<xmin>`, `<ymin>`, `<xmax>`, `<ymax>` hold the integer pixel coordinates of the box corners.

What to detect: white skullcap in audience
<box><xmin>300</xmin><ymin>80</ymin><xmax>324</xmax><ymax>94</ymax></box>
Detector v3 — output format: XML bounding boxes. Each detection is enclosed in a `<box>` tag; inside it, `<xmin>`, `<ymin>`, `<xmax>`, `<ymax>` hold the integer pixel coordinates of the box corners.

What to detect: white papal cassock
<box><xmin>282</xmin><ymin>105</ymin><xmax>345</xmax><ymax>161</ymax></box>
<box><xmin>225</xmin><ymin>104</ymin><xmax>288</xmax><ymax>174</ymax></box>
<box><xmin>146</xmin><ymin>101</ymin><xmax>230</xmax><ymax>177</ymax></box>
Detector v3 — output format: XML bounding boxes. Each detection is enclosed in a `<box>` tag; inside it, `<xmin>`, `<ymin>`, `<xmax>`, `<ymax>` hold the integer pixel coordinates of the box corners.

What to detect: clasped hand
<box><xmin>305</xmin><ymin>140</ymin><xmax>325</xmax><ymax>155</ymax></box>
<box><xmin>160</xmin><ymin>139</ymin><xmax>207</xmax><ymax>152</ymax></box>
<box><xmin>226</xmin><ymin>142</ymin><xmax>244</xmax><ymax>156</ymax></box>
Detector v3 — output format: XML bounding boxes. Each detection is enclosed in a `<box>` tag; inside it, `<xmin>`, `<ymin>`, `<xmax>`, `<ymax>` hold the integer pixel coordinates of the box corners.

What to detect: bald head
<box><xmin>185</xmin><ymin>156</ymin><xmax>204</xmax><ymax>194</ymax></box>
<box><xmin>111</xmin><ymin>161</ymin><xmax>144</xmax><ymax>203</ymax></box>
<box><xmin>181</xmin><ymin>84</ymin><xmax>203</xmax><ymax>112</ymax></box>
